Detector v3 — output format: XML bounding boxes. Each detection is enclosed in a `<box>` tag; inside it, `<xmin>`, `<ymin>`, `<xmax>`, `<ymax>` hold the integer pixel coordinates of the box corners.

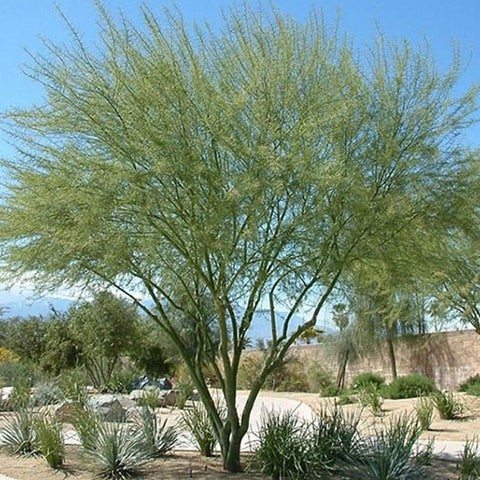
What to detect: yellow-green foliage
<box><xmin>0</xmin><ymin>347</ymin><xmax>19</xmax><ymax>365</ymax></box>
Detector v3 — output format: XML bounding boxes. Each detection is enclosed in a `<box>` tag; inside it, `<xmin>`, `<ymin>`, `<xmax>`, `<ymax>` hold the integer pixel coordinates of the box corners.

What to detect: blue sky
<box><xmin>1</xmin><ymin>0</ymin><xmax>480</xmax><ymax>155</ymax></box>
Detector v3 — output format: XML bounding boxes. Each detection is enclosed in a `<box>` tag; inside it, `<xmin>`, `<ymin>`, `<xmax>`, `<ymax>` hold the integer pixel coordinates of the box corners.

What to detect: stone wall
<box><xmin>288</xmin><ymin>329</ymin><xmax>480</xmax><ymax>390</ymax></box>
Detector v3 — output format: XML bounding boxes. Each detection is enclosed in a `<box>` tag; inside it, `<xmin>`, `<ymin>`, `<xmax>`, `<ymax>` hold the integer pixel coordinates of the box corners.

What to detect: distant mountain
<box><xmin>0</xmin><ymin>290</ymin><xmax>74</xmax><ymax>318</ymax></box>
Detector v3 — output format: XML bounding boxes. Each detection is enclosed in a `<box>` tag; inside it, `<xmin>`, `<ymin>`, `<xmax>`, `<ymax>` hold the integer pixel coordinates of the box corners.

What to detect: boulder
<box><xmin>88</xmin><ymin>394</ymin><xmax>127</xmax><ymax>422</ymax></box>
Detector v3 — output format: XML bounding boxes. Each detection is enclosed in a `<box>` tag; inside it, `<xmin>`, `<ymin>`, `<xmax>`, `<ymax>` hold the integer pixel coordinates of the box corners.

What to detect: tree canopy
<box><xmin>0</xmin><ymin>3</ymin><xmax>478</xmax><ymax>471</ymax></box>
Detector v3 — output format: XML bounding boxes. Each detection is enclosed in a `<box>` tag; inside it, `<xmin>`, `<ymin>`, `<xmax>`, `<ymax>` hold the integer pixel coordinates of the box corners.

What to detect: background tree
<box><xmin>0</xmin><ymin>4</ymin><xmax>477</xmax><ymax>471</ymax></box>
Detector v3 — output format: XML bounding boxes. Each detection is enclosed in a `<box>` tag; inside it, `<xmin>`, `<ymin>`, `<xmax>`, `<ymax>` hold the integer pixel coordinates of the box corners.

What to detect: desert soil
<box><xmin>1</xmin><ymin>390</ymin><xmax>478</xmax><ymax>479</ymax></box>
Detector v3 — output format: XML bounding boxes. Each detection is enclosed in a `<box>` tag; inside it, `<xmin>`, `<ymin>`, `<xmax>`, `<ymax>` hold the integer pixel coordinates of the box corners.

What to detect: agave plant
<box><xmin>135</xmin><ymin>406</ymin><xmax>178</xmax><ymax>457</ymax></box>
<box><xmin>2</xmin><ymin>409</ymin><xmax>39</xmax><ymax>455</ymax></box>
<box><xmin>342</xmin><ymin>415</ymin><xmax>427</xmax><ymax>480</ymax></box>
<box><xmin>86</xmin><ymin>422</ymin><xmax>151</xmax><ymax>479</ymax></box>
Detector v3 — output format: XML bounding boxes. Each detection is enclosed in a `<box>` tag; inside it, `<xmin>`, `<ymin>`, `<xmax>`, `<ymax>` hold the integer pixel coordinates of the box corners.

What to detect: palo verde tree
<box><xmin>0</xmin><ymin>4</ymin><xmax>478</xmax><ymax>471</ymax></box>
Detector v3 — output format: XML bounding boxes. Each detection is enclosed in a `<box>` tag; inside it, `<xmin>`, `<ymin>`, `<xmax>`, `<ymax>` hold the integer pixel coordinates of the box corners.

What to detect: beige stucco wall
<box><xmin>287</xmin><ymin>329</ymin><xmax>480</xmax><ymax>390</ymax></box>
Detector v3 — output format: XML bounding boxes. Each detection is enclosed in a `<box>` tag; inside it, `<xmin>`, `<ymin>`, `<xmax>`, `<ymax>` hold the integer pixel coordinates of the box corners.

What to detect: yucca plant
<box><xmin>86</xmin><ymin>422</ymin><xmax>151</xmax><ymax>480</ymax></box>
<box><xmin>342</xmin><ymin>415</ymin><xmax>426</xmax><ymax>480</ymax></box>
<box><xmin>432</xmin><ymin>390</ymin><xmax>466</xmax><ymax>420</ymax></box>
<box><xmin>71</xmin><ymin>406</ymin><xmax>101</xmax><ymax>451</ymax></box>
<box><xmin>252</xmin><ymin>409</ymin><xmax>313</xmax><ymax>480</ymax></box>
<box><xmin>135</xmin><ymin>406</ymin><xmax>178</xmax><ymax>457</ymax></box>
<box><xmin>310</xmin><ymin>405</ymin><xmax>362</xmax><ymax>471</ymax></box>
<box><xmin>181</xmin><ymin>401</ymin><xmax>221</xmax><ymax>457</ymax></box>
<box><xmin>34</xmin><ymin>414</ymin><xmax>64</xmax><ymax>468</ymax></box>
<box><xmin>415</xmin><ymin>396</ymin><xmax>434</xmax><ymax>431</ymax></box>
<box><xmin>459</xmin><ymin>437</ymin><xmax>480</xmax><ymax>480</ymax></box>
<box><xmin>2</xmin><ymin>409</ymin><xmax>39</xmax><ymax>455</ymax></box>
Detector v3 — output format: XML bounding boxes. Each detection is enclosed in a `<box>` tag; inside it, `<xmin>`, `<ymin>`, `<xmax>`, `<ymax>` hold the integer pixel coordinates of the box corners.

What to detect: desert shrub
<box><xmin>9</xmin><ymin>379</ymin><xmax>32</xmax><ymax>410</ymax></box>
<box><xmin>358</xmin><ymin>384</ymin><xmax>384</xmax><ymax>416</ymax></box>
<box><xmin>57</xmin><ymin>367</ymin><xmax>89</xmax><ymax>405</ymax></box>
<box><xmin>415</xmin><ymin>396</ymin><xmax>434</xmax><ymax>431</ymax></box>
<box><xmin>135</xmin><ymin>407</ymin><xmax>178</xmax><ymax>457</ymax></box>
<box><xmin>307</xmin><ymin>363</ymin><xmax>335</xmax><ymax>394</ymax></box>
<box><xmin>0</xmin><ymin>346</ymin><xmax>19</xmax><ymax>365</ymax></box>
<box><xmin>459</xmin><ymin>375</ymin><xmax>480</xmax><ymax>397</ymax></box>
<box><xmin>0</xmin><ymin>360</ymin><xmax>43</xmax><ymax>389</ymax></box>
<box><xmin>181</xmin><ymin>401</ymin><xmax>222</xmax><ymax>457</ymax></box>
<box><xmin>34</xmin><ymin>414</ymin><xmax>64</xmax><ymax>468</ymax></box>
<box><xmin>175</xmin><ymin>376</ymin><xmax>195</xmax><ymax>409</ymax></box>
<box><xmin>71</xmin><ymin>406</ymin><xmax>101</xmax><ymax>451</ymax></box>
<box><xmin>237</xmin><ymin>355</ymin><xmax>263</xmax><ymax>390</ymax></box>
<box><xmin>2</xmin><ymin>409</ymin><xmax>39</xmax><ymax>455</ymax></box>
<box><xmin>322</xmin><ymin>385</ymin><xmax>339</xmax><ymax>397</ymax></box>
<box><xmin>459</xmin><ymin>437</ymin><xmax>480</xmax><ymax>480</ymax></box>
<box><xmin>274</xmin><ymin>358</ymin><xmax>310</xmax><ymax>392</ymax></box>
<box><xmin>343</xmin><ymin>415</ymin><xmax>427</xmax><ymax>480</ymax></box>
<box><xmin>31</xmin><ymin>382</ymin><xmax>64</xmax><ymax>406</ymax></box>
<box><xmin>104</xmin><ymin>363</ymin><xmax>140</xmax><ymax>394</ymax></box>
<box><xmin>351</xmin><ymin>372</ymin><xmax>385</xmax><ymax>390</ymax></box>
<box><xmin>383</xmin><ymin>374</ymin><xmax>436</xmax><ymax>399</ymax></box>
<box><xmin>252</xmin><ymin>409</ymin><xmax>313</xmax><ymax>479</ymax></box>
<box><xmin>310</xmin><ymin>406</ymin><xmax>362</xmax><ymax>470</ymax></box>
<box><xmin>86</xmin><ymin>422</ymin><xmax>151</xmax><ymax>479</ymax></box>
<box><xmin>432</xmin><ymin>390</ymin><xmax>466</xmax><ymax>420</ymax></box>
<box><xmin>136</xmin><ymin>388</ymin><xmax>162</xmax><ymax>409</ymax></box>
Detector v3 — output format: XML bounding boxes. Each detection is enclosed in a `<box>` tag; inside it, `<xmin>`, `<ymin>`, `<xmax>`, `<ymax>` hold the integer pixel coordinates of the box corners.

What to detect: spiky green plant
<box><xmin>71</xmin><ymin>406</ymin><xmax>101</xmax><ymax>451</ymax></box>
<box><xmin>135</xmin><ymin>407</ymin><xmax>178</xmax><ymax>457</ymax></box>
<box><xmin>415</xmin><ymin>396</ymin><xmax>434</xmax><ymax>431</ymax></box>
<box><xmin>34</xmin><ymin>414</ymin><xmax>64</xmax><ymax>468</ymax></box>
<box><xmin>459</xmin><ymin>437</ymin><xmax>480</xmax><ymax>480</ymax></box>
<box><xmin>86</xmin><ymin>422</ymin><xmax>150</xmax><ymax>479</ymax></box>
<box><xmin>342</xmin><ymin>415</ymin><xmax>427</xmax><ymax>480</ymax></box>
<box><xmin>310</xmin><ymin>405</ymin><xmax>362</xmax><ymax>471</ymax></box>
<box><xmin>252</xmin><ymin>409</ymin><xmax>313</xmax><ymax>480</ymax></box>
<box><xmin>432</xmin><ymin>390</ymin><xmax>466</xmax><ymax>419</ymax></box>
<box><xmin>2</xmin><ymin>409</ymin><xmax>39</xmax><ymax>455</ymax></box>
<box><xmin>181</xmin><ymin>401</ymin><xmax>221</xmax><ymax>457</ymax></box>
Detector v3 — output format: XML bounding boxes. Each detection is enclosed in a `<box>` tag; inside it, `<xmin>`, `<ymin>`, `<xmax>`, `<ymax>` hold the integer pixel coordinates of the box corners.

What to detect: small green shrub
<box><xmin>2</xmin><ymin>409</ymin><xmax>39</xmax><ymax>455</ymax></box>
<box><xmin>136</xmin><ymin>388</ymin><xmax>161</xmax><ymax>409</ymax></box>
<box><xmin>459</xmin><ymin>375</ymin><xmax>480</xmax><ymax>397</ymax></box>
<box><xmin>252</xmin><ymin>409</ymin><xmax>313</xmax><ymax>479</ymax></box>
<box><xmin>9</xmin><ymin>380</ymin><xmax>32</xmax><ymax>410</ymax></box>
<box><xmin>86</xmin><ymin>422</ymin><xmax>150</xmax><ymax>479</ymax></box>
<box><xmin>31</xmin><ymin>382</ymin><xmax>64</xmax><ymax>407</ymax></box>
<box><xmin>322</xmin><ymin>385</ymin><xmax>339</xmax><ymax>397</ymax></box>
<box><xmin>383</xmin><ymin>374</ymin><xmax>436</xmax><ymax>399</ymax></box>
<box><xmin>310</xmin><ymin>406</ymin><xmax>362</xmax><ymax>470</ymax></box>
<box><xmin>181</xmin><ymin>400</ymin><xmax>224</xmax><ymax>457</ymax></box>
<box><xmin>34</xmin><ymin>414</ymin><xmax>64</xmax><ymax>468</ymax></box>
<box><xmin>432</xmin><ymin>390</ymin><xmax>466</xmax><ymax>420</ymax></box>
<box><xmin>415</xmin><ymin>396</ymin><xmax>434</xmax><ymax>431</ymax></box>
<box><xmin>358</xmin><ymin>384</ymin><xmax>384</xmax><ymax>416</ymax></box>
<box><xmin>307</xmin><ymin>363</ymin><xmax>335</xmax><ymax>395</ymax></box>
<box><xmin>351</xmin><ymin>372</ymin><xmax>385</xmax><ymax>390</ymax></box>
<box><xmin>104</xmin><ymin>364</ymin><xmax>140</xmax><ymax>394</ymax></box>
<box><xmin>71</xmin><ymin>406</ymin><xmax>101</xmax><ymax>451</ymax></box>
<box><xmin>135</xmin><ymin>407</ymin><xmax>178</xmax><ymax>457</ymax></box>
<box><xmin>57</xmin><ymin>367</ymin><xmax>89</xmax><ymax>405</ymax></box>
<box><xmin>459</xmin><ymin>437</ymin><xmax>480</xmax><ymax>480</ymax></box>
<box><xmin>343</xmin><ymin>415</ymin><xmax>427</xmax><ymax>480</ymax></box>
<box><xmin>175</xmin><ymin>376</ymin><xmax>194</xmax><ymax>409</ymax></box>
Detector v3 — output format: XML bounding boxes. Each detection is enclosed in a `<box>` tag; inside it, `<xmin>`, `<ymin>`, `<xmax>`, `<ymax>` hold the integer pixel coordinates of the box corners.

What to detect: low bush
<box><xmin>34</xmin><ymin>414</ymin><xmax>64</xmax><ymax>468</ymax></box>
<box><xmin>307</xmin><ymin>363</ymin><xmax>335</xmax><ymax>395</ymax></box>
<box><xmin>351</xmin><ymin>372</ymin><xmax>385</xmax><ymax>390</ymax></box>
<box><xmin>252</xmin><ymin>409</ymin><xmax>313</xmax><ymax>479</ymax></box>
<box><xmin>383</xmin><ymin>374</ymin><xmax>436</xmax><ymax>399</ymax></box>
<box><xmin>2</xmin><ymin>409</ymin><xmax>39</xmax><ymax>455</ymax></box>
<box><xmin>71</xmin><ymin>406</ymin><xmax>101</xmax><ymax>451</ymax></box>
<box><xmin>31</xmin><ymin>382</ymin><xmax>64</xmax><ymax>407</ymax></box>
<box><xmin>459</xmin><ymin>375</ymin><xmax>480</xmax><ymax>397</ymax></box>
<box><xmin>175</xmin><ymin>376</ymin><xmax>195</xmax><ymax>409</ymax></box>
<box><xmin>181</xmin><ymin>400</ymin><xmax>224</xmax><ymax>457</ymax></box>
<box><xmin>415</xmin><ymin>396</ymin><xmax>434</xmax><ymax>431</ymax></box>
<box><xmin>432</xmin><ymin>390</ymin><xmax>466</xmax><ymax>420</ymax></box>
<box><xmin>343</xmin><ymin>415</ymin><xmax>428</xmax><ymax>480</ymax></box>
<box><xmin>358</xmin><ymin>384</ymin><xmax>384</xmax><ymax>416</ymax></box>
<box><xmin>86</xmin><ymin>422</ymin><xmax>151</xmax><ymax>479</ymax></box>
<box><xmin>135</xmin><ymin>407</ymin><xmax>178</xmax><ymax>457</ymax></box>
<box><xmin>459</xmin><ymin>437</ymin><xmax>480</xmax><ymax>480</ymax></box>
